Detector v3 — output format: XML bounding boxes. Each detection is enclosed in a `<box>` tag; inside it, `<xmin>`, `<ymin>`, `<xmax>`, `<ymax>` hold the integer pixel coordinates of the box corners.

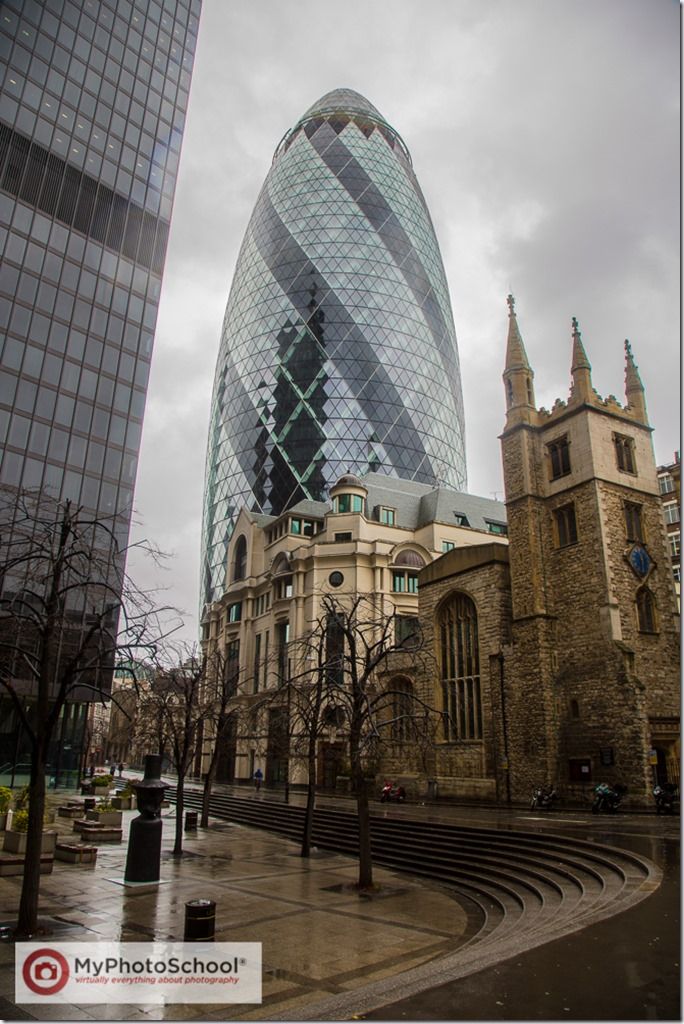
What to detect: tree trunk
<box><xmin>355</xmin><ymin>769</ymin><xmax>373</xmax><ymax>890</ymax></box>
<box><xmin>200</xmin><ymin>755</ymin><xmax>217</xmax><ymax>828</ymax></box>
<box><xmin>350</xmin><ymin>717</ymin><xmax>373</xmax><ymax>890</ymax></box>
<box><xmin>16</xmin><ymin>749</ymin><xmax>47</xmax><ymax>937</ymax></box>
<box><xmin>301</xmin><ymin>739</ymin><xmax>317</xmax><ymax>857</ymax></box>
<box><xmin>173</xmin><ymin>775</ymin><xmax>184</xmax><ymax>856</ymax></box>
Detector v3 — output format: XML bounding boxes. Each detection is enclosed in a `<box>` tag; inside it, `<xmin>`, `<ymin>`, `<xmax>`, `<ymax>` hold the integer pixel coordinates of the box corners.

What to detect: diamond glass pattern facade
<box><xmin>203</xmin><ymin>88</ymin><xmax>466</xmax><ymax>605</ymax></box>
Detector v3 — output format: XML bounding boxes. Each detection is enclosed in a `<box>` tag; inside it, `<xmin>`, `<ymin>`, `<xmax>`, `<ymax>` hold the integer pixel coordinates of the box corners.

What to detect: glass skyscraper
<box><xmin>0</xmin><ymin>0</ymin><xmax>199</xmax><ymax>779</ymax></box>
<box><xmin>202</xmin><ymin>88</ymin><xmax>466</xmax><ymax>605</ymax></box>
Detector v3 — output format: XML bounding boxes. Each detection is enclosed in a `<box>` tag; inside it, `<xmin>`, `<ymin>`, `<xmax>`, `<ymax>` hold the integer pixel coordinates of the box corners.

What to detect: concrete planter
<box><xmin>3</xmin><ymin>829</ymin><xmax>57</xmax><ymax>854</ymax></box>
<box><xmin>111</xmin><ymin>795</ymin><xmax>134</xmax><ymax>811</ymax></box>
<box><xmin>58</xmin><ymin>805</ymin><xmax>85</xmax><ymax>819</ymax></box>
<box><xmin>56</xmin><ymin>843</ymin><xmax>98</xmax><ymax>864</ymax></box>
<box><xmin>85</xmin><ymin>809</ymin><xmax>123</xmax><ymax>827</ymax></box>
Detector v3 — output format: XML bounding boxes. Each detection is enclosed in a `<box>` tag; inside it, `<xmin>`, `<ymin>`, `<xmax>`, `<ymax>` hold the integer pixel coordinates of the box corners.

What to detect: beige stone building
<box><xmin>657</xmin><ymin>453</ymin><xmax>680</xmax><ymax>609</ymax></box>
<box><xmin>200</xmin><ymin>473</ymin><xmax>509</xmax><ymax>789</ymax></box>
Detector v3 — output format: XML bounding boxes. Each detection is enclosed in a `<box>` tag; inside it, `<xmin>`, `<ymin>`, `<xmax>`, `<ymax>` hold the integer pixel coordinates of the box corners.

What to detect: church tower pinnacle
<box><xmin>503</xmin><ymin>294</ymin><xmax>536</xmax><ymax>427</ymax></box>
<box><xmin>569</xmin><ymin>316</ymin><xmax>593</xmax><ymax>403</ymax></box>
<box><xmin>624</xmin><ymin>339</ymin><xmax>648</xmax><ymax>424</ymax></box>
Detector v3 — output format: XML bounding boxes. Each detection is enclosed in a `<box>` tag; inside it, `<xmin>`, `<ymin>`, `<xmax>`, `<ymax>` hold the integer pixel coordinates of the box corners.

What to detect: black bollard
<box><xmin>184</xmin><ymin>811</ymin><xmax>198</xmax><ymax>832</ymax></box>
<box><xmin>84</xmin><ymin>797</ymin><xmax>96</xmax><ymax>811</ymax></box>
<box><xmin>184</xmin><ymin>899</ymin><xmax>216</xmax><ymax>941</ymax></box>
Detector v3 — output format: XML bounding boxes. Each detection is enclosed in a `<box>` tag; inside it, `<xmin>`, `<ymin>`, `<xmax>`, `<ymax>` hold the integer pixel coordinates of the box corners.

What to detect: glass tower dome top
<box><xmin>276</xmin><ymin>88</ymin><xmax>410</xmax><ymax>163</ymax></box>
<box><xmin>303</xmin><ymin>87</ymin><xmax>385</xmax><ymax>122</ymax></box>
<box><xmin>202</xmin><ymin>88</ymin><xmax>466</xmax><ymax>607</ymax></box>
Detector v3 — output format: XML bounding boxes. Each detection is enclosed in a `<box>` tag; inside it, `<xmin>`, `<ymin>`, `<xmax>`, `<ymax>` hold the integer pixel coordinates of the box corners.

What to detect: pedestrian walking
<box><xmin>117</xmin><ymin>762</ymin><xmax>124</xmax><ymax>777</ymax></box>
<box><xmin>253</xmin><ymin>767</ymin><xmax>263</xmax><ymax>791</ymax></box>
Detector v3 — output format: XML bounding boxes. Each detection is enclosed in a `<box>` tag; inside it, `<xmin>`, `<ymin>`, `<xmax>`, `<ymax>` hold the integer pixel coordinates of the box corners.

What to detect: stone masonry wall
<box><xmin>417</xmin><ymin>549</ymin><xmax>511</xmax><ymax>801</ymax></box>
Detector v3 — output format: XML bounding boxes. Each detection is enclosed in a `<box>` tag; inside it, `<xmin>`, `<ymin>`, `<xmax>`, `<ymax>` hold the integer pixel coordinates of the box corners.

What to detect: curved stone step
<box><xmin>163</xmin><ymin>786</ymin><xmax>659</xmax><ymax>1018</ymax></box>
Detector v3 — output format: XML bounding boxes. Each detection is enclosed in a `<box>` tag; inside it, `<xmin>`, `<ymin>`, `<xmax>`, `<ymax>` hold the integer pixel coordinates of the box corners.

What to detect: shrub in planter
<box><xmin>10</xmin><ymin>809</ymin><xmax>28</xmax><ymax>833</ymax></box>
<box><xmin>0</xmin><ymin>786</ymin><xmax>12</xmax><ymax>831</ymax></box>
<box><xmin>3</xmin><ymin>810</ymin><xmax>57</xmax><ymax>854</ymax></box>
<box><xmin>92</xmin><ymin>774</ymin><xmax>113</xmax><ymax>789</ymax></box>
<box><xmin>85</xmin><ymin>801</ymin><xmax>122</xmax><ymax>827</ymax></box>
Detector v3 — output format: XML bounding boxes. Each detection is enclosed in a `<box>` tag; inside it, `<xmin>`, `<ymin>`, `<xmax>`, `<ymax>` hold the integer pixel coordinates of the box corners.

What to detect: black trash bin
<box><xmin>184</xmin><ymin>811</ymin><xmax>198</xmax><ymax>832</ymax></box>
<box><xmin>184</xmin><ymin>899</ymin><xmax>215</xmax><ymax>941</ymax></box>
<box><xmin>84</xmin><ymin>797</ymin><xmax>96</xmax><ymax>811</ymax></box>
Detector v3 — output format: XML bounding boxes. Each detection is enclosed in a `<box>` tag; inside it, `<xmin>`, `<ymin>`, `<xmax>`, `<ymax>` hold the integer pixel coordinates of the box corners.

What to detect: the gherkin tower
<box><xmin>202</xmin><ymin>88</ymin><xmax>466</xmax><ymax>605</ymax></box>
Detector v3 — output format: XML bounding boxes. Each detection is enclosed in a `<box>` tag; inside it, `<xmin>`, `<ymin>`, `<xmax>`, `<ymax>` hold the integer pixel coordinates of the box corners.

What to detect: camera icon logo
<box><xmin>22</xmin><ymin>949</ymin><xmax>70</xmax><ymax>995</ymax></box>
<box><xmin>35</xmin><ymin>960</ymin><xmax>58</xmax><ymax>981</ymax></box>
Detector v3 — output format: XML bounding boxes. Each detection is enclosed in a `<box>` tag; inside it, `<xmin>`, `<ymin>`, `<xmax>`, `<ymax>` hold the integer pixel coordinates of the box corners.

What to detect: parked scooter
<box><xmin>380</xmin><ymin>781</ymin><xmax>406</xmax><ymax>803</ymax></box>
<box><xmin>592</xmin><ymin>782</ymin><xmax>627</xmax><ymax>813</ymax></box>
<box><xmin>653</xmin><ymin>782</ymin><xmax>679</xmax><ymax>815</ymax></box>
<box><xmin>530</xmin><ymin>784</ymin><xmax>557</xmax><ymax>811</ymax></box>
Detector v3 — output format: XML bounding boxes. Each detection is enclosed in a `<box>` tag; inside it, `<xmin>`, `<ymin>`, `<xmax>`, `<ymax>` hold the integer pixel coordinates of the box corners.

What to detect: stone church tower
<box><xmin>500</xmin><ymin>297</ymin><xmax>679</xmax><ymax>805</ymax></box>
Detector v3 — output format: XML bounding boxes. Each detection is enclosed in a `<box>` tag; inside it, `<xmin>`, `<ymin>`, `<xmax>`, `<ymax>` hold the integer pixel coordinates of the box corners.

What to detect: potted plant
<box><xmin>85</xmin><ymin>799</ymin><xmax>122</xmax><ymax>827</ymax></box>
<box><xmin>90</xmin><ymin>773</ymin><xmax>113</xmax><ymax>796</ymax></box>
<box><xmin>3</xmin><ymin>809</ymin><xmax>57</xmax><ymax>855</ymax></box>
<box><xmin>0</xmin><ymin>787</ymin><xmax>12</xmax><ymax>830</ymax></box>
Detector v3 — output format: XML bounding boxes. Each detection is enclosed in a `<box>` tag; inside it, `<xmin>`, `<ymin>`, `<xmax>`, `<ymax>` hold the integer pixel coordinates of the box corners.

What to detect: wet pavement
<box><xmin>0</xmin><ymin>785</ymin><xmax>678</xmax><ymax>1022</ymax></box>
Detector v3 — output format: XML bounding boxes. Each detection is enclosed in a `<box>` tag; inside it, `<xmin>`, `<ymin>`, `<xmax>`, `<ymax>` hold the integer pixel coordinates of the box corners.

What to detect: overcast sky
<box><xmin>126</xmin><ymin>0</ymin><xmax>680</xmax><ymax>645</ymax></box>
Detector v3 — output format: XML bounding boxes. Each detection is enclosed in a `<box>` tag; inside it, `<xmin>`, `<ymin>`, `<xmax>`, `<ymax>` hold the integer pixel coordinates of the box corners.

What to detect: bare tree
<box><xmin>0</xmin><ymin>489</ymin><xmax>177</xmax><ymax>937</ymax></box>
<box><xmin>254</xmin><ymin>593</ymin><xmax>435</xmax><ymax>886</ymax></box>
<box><xmin>140</xmin><ymin>648</ymin><xmax>205</xmax><ymax>857</ymax></box>
<box><xmin>198</xmin><ymin>646</ymin><xmax>240</xmax><ymax>828</ymax></box>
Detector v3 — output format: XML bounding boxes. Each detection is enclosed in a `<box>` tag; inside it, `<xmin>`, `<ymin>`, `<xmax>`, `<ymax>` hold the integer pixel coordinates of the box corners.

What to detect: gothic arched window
<box><xmin>233</xmin><ymin>535</ymin><xmax>247</xmax><ymax>581</ymax></box>
<box><xmin>636</xmin><ymin>587</ymin><xmax>657</xmax><ymax>633</ymax></box>
<box><xmin>439</xmin><ymin>593</ymin><xmax>482</xmax><ymax>741</ymax></box>
<box><xmin>390</xmin><ymin>677</ymin><xmax>414</xmax><ymax>742</ymax></box>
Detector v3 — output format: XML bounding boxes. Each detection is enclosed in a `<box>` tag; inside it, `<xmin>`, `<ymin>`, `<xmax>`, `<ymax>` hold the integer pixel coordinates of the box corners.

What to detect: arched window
<box><xmin>233</xmin><ymin>535</ymin><xmax>247</xmax><ymax>581</ymax></box>
<box><xmin>439</xmin><ymin>593</ymin><xmax>482</xmax><ymax>741</ymax></box>
<box><xmin>636</xmin><ymin>587</ymin><xmax>657</xmax><ymax>633</ymax></box>
<box><xmin>391</xmin><ymin>550</ymin><xmax>425</xmax><ymax>594</ymax></box>
<box><xmin>390</xmin><ymin>678</ymin><xmax>414</xmax><ymax>742</ymax></box>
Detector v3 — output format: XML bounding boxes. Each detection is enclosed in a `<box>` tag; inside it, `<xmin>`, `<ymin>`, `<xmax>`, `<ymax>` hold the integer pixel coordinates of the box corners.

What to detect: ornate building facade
<box><xmin>200</xmin><ymin>473</ymin><xmax>507</xmax><ymax>788</ymax></box>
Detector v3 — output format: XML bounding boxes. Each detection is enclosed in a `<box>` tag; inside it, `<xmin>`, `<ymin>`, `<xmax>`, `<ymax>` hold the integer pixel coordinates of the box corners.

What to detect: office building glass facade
<box><xmin>0</xmin><ymin>0</ymin><xmax>199</xmax><ymax>778</ymax></box>
<box><xmin>202</xmin><ymin>88</ymin><xmax>466</xmax><ymax>605</ymax></box>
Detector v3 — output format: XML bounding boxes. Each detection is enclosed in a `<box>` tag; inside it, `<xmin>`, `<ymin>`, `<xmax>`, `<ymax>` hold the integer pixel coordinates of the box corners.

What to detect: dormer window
<box><xmin>453</xmin><ymin>513</ymin><xmax>470</xmax><ymax>527</ymax></box>
<box><xmin>379</xmin><ymin>507</ymin><xmax>396</xmax><ymax>525</ymax></box>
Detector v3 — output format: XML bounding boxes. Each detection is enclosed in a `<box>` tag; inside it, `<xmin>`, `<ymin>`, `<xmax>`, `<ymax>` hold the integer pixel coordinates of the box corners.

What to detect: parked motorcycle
<box><xmin>530</xmin><ymin>784</ymin><xmax>557</xmax><ymax>811</ymax></box>
<box><xmin>653</xmin><ymin>782</ymin><xmax>679</xmax><ymax>815</ymax></box>
<box><xmin>592</xmin><ymin>782</ymin><xmax>627</xmax><ymax>813</ymax></box>
<box><xmin>380</xmin><ymin>781</ymin><xmax>406</xmax><ymax>803</ymax></box>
